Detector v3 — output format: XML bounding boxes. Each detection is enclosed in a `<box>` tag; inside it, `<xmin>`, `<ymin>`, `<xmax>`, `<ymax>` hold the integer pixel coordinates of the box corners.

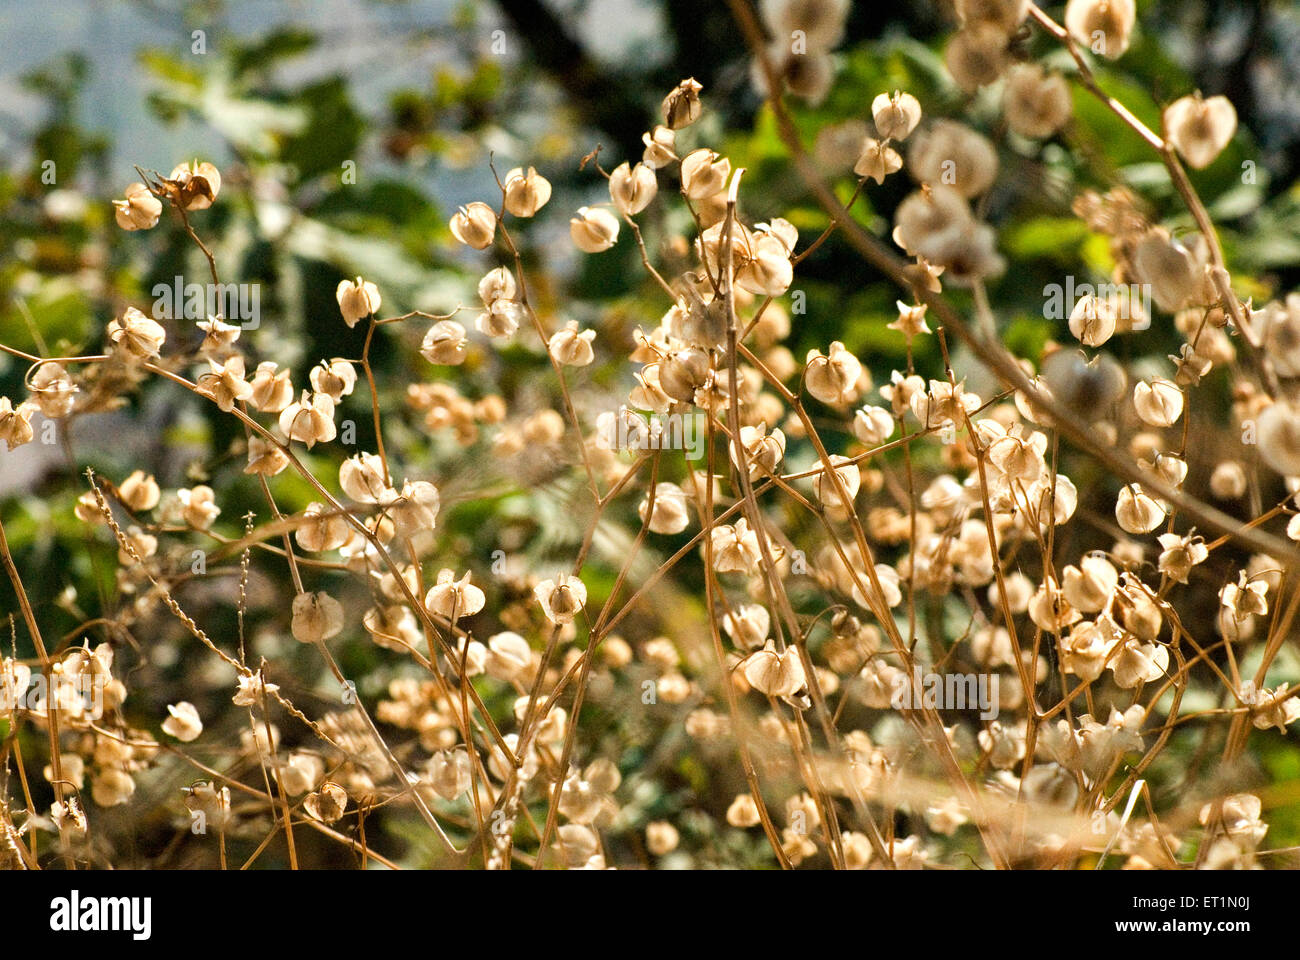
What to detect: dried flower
<box><xmin>1065</xmin><ymin>0</ymin><xmax>1136</xmax><ymax>59</ymax></box>
<box><xmin>336</xmin><ymin>277</ymin><xmax>381</xmax><ymax>327</ymax></box>
<box><xmin>872</xmin><ymin>90</ymin><xmax>922</xmax><ymax>141</ymax></box>
<box><xmin>309</xmin><ymin>358</ymin><xmax>357</xmax><ymax>401</ymax></box>
<box><xmin>161</xmin><ymin>701</ymin><xmax>203</xmax><ymax>742</ymax></box>
<box><xmin>420</xmin><ymin>320</ymin><xmax>468</xmax><ymax>365</ymax></box>
<box><xmin>662</xmin><ymin>77</ymin><xmax>703</xmax><ymax>129</ymax></box>
<box><xmin>113</xmin><ymin>182</ymin><xmax>162</xmax><ymax>230</ymax></box>
<box><xmin>570</xmin><ymin>206</ymin><xmax>620</xmax><ymax>253</ymax></box>
<box><xmin>1115</xmin><ymin>484</ymin><xmax>1165</xmax><ymax>534</ymax></box>
<box><xmin>1132</xmin><ymin>377</ymin><xmax>1183</xmax><ymax>427</ymax></box>
<box><xmin>166</xmin><ymin>160</ymin><xmax>221</xmax><ymax>211</ymax></box>
<box><xmin>304</xmin><ymin>782</ymin><xmax>348</xmax><ymax>823</ymax></box>
<box><xmin>503</xmin><ymin>166</ymin><xmax>552</xmax><ymax>217</ymax></box>
<box><xmin>805</xmin><ymin>341</ymin><xmax>862</xmax><ymax>406</ymax></box>
<box><xmin>107</xmin><ymin>307</ymin><xmax>166</xmax><ymax>359</ymax></box>
<box><xmin>177</xmin><ymin>485</ymin><xmax>221</xmax><ymax>530</ymax></box>
<box><xmin>1003</xmin><ymin>64</ymin><xmax>1072</xmax><ymax>138</ymax></box>
<box><xmin>642</xmin><ymin>125</ymin><xmax>677</xmax><ymax>168</ymax></box>
<box><xmin>449</xmin><ymin>202</ymin><xmax>497</xmax><ymax>250</ymax></box>
<box><xmin>280</xmin><ymin>390</ymin><xmax>337</xmax><ymax>446</ymax></box>
<box><xmin>0</xmin><ymin>398</ymin><xmax>36</xmax><ymax>451</ymax></box>
<box><xmin>249</xmin><ymin>361</ymin><xmax>294</xmax><ymax>413</ymax></box>
<box><xmin>549</xmin><ymin>321</ymin><xmax>597</xmax><ymax>366</ymax></box>
<box><xmin>425</xmin><ymin>569</ymin><xmax>486</xmax><ymax>620</ymax></box>
<box><xmin>536</xmin><ymin>574</ymin><xmax>587</xmax><ymax>624</ymax></box>
<box><xmin>1164</xmin><ymin>93</ymin><xmax>1237</xmax><ymax>170</ymax></box>
<box><xmin>682</xmin><ymin>147</ymin><xmax>733</xmax><ymax>199</ymax></box>
<box><xmin>609</xmin><ymin>161</ymin><xmax>658</xmax><ymax>217</ymax></box>
<box><xmin>291</xmin><ymin>591</ymin><xmax>345</xmax><ymax>643</ymax></box>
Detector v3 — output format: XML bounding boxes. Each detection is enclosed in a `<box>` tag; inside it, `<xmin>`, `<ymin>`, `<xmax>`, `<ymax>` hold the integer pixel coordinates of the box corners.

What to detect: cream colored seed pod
<box><xmin>295</xmin><ymin>502</ymin><xmax>351</xmax><ymax>552</ymax></box>
<box><xmin>662</xmin><ymin>77</ymin><xmax>703</xmax><ymax>129</ymax></box>
<box><xmin>805</xmin><ymin>341</ymin><xmax>862</xmax><ymax>406</ymax></box>
<box><xmin>945</xmin><ymin>21</ymin><xmax>1009</xmax><ymax>92</ymax></box>
<box><xmin>871</xmin><ymin>90</ymin><xmax>922</xmax><ymax>141</ymax></box>
<box><xmin>291</xmin><ymin>591</ymin><xmax>345</xmax><ymax>643</ymax></box>
<box><xmin>1164</xmin><ymin>93</ymin><xmax>1237</xmax><ymax>170</ymax></box>
<box><xmin>107</xmin><ymin>307</ymin><xmax>166</xmax><ymax>359</ymax></box>
<box><xmin>309</xmin><ymin>358</ymin><xmax>357</xmax><ymax>400</ymax></box>
<box><xmin>639</xmin><ymin>481</ymin><xmax>691</xmax><ymax>535</ymax></box>
<box><xmin>339</xmin><ymin>452</ymin><xmax>393</xmax><ymax>504</ymax></box>
<box><xmin>336</xmin><ymin>277</ymin><xmax>381</xmax><ymax>327</ymax></box>
<box><xmin>1209</xmin><ymin>460</ymin><xmax>1248</xmax><ymax>500</ymax></box>
<box><xmin>680</xmin><ymin>148</ymin><xmax>731</xmax><ymax>199</ymax></box>
<box><xmin>1064</xmin><ymin>0</ymin><xmax>1136</xmax><ymax>59</ymax></box>
<box><xmin>420</xmin><ymin>320</ymin><xmax>468</xmax><ymax>365</ymax></box>
<box><xmin>1132</xmin><ymin>377</ymin><xmax>1183</xmax><ymax>427</ymax></box>
<box><xmin>854</xmin><ymin>137</ymin><xmax>903</xmax><ymax>185</ymax></box>
<box><xmin>535</xmin><ymin>574</ymin><xmax>588</xmax><ymax>624</ymax></box>
<box><xmin>485</xmin><ymin>632</ymin><xmax>532</xmax><ymax>682</ymax></box>
<box><xmin>908</xmin><ymin>122</ymin><xmax>998</xmax><ymax>198</ymax></box>
<box><xmin>853</xmin><ymin>404</ymin><xmax>895</xmax><ymax>445</ymax></box>
<box><xmin>549</xmin><ymin>321</ymin><xmax>597</xmax><ymax>367</ymax></box>
<box><xmin>425</xmin><ymin>569</ymin><xmax>486</xmax><ymax>620</ymax></box>
<box><xmin>1004</xmin><ymin>64</ymin><xmax>1072</xmax><ymax>138</ymax></box>
<box><xmin>741</xmin><ymin>642</ymin><xmax>806</xmax><ymax>698</ymax></box>
<box><xmin>389</xmin><ymin>479</ymin><xmax>440</xmax><ymax>539</ymax></box>
<box><xmin>723</xmin><ymin>602</ymin><xmax>771</xmax><ymax>651</ymax></box>
<box><xmin>570</xmin><ymin>206</ymin><xmax>620</xmax><ymax>253</ymax></box>
<box><xmin>1255</xmin><ymin>401</ymin><xmax>1300</xmax><ymax>477</ymax></box>
<box><xmin>1061</xmin><ymin>554</ymin><xmax>1118</xmax><ymax>613</ymax></box>
<box><xmin>1132</xmin><ymin>229</ymin><xmax>1201</xmax><ymax>313</ymax></box>
<box><xmin>167</xmin><ymin>160</ymin><xmax>221</xmax><ymax>211</ymax></box>
<box><xmin>1116</xmin><ymin>484</ymin><xmax>1165</xmax><ymax>534</ymax></box>
<box><xmin>249</xmin><ymin>361</ymin><xmax>293</xmax><ymax>413</ymax></box>
<box><xmin>113</xmin><ymin>182</ymin><xmax>162</xmax><ymax>231</ymax></box>
<box><xmin>608</xmin><ymin>161</ymin><xmax>658</xmax><ymax>217</ymax></box>
<box><xmin>502</xmin><ymin>166</ymin><xmax>552</xmax><ymax>218</ymax></box>
<box><xmin>304</xmin><ymin>782</ymin><xmax>348</xmax><ymax>824</ymax></box>
<box><xmin>449</xmin><ymin>202</ymin><xmax>496</xmax><ymax>249</ymax></box>
<box><xmin>279</xmin><ymin>390</ymin><xmax>337</xmax><ymax>447</ymax></box>
<box><xmin>645</xmin><ymin>821</ymin><xmax>679</xmax><ymax>856</ymax></box>
<box><xmin>161</xmin><ymin>701</ymin><xmax>203</xmax><ymax>742</ymax></box>
<box><xmin>118</xmin><ymin>470</ymin><xmax>160</xmax><ymax>512</ymax></box>
<box><xmin>642</xmin><ymin>125</ymin><xmax>677</xmax><ymax>168</ymax></box>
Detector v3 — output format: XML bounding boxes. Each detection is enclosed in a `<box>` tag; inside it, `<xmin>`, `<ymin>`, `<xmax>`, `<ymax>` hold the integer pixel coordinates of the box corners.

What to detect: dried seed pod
<box><xmin>502</xmin><ymin>166</ymin><xmax>552</xmax><ymax>217</ymax></box>
<box><xmin>113</xmin><ymin>182</ymin><xmax>162</xmax><ymax>231</ymax></box>
<box><xmin>680</xmin><ymin>149</ymin><xmax>732</xmax><ymax>199</ymax></box>
<box><xmin>449</xmin><ymin>202</ymin><xmax>497</xmax><ymax>249</ymax></box>
<box><xmin>609</xmin><ymin>161</ymin><xmax>658</xmax><ymax>217</ymax></box>
<box><xmin>1064</xmin><ymin>0</ymin><xmax>1136</xmax><ymax>60</ymax></box>
<box><xmin>107</xmin><ymin>307</ymin><xmax>166</xmax><ymax>359</ymax></box>
<box><xmin>1115</xmin><ymin>484</ymin><xmax>1165</xmax><ymax>534</ymax></box>
<box><xmin>945</xmin><ymin>22</ymin><xmax>1009</xmax><ymax>92</ymax></box>
<box><xmin>291</xmin><ymin>591</ymin><xmax>345</xmax><ymax>643</ymax></box>
<box><xmin>1164</xmin><ymin>93</ymin><xmax>1236</xmax><ymax>170</ymax></box>
<box><xmin>420</xmin><ymin>320</ymin><xmax>468</xmax><ymax>365</ymax></box>
<box><xmin>161</xmin><ymin>701</ymin><xmax>203</xmax><ymax>742</ymax></box>
<box><xmin>908</xmin><ymin>122</ymin><xmax>998</xmax><ymax>198</ymax></box>
<box><xmin>570</xmin><ymin>206</ymin><xmax>620</xmax><ymax>253</ymax></box>
<box><xmin>336</xmin><ymin>277</ymin><xmax>381</xmax><ymax>327</ymax></box>
<box><xmin>1003</xmin><ymin>64</ymin><xmax>1072</xmax><ymax>139</ymax></box>
<box><xmin>1132</xmin><ymin>377</ymin><xmax>1183</xmax><ymax>427</ymax></box>
<box><xmin>871</xmin><ymin>90</ymin><xmax>922</xmax><ymax>141</ymax></box>
<box><xmin>662</xmin><ymin>77</ymin><xmax>704</xmax><ymax>129</ymax></box>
